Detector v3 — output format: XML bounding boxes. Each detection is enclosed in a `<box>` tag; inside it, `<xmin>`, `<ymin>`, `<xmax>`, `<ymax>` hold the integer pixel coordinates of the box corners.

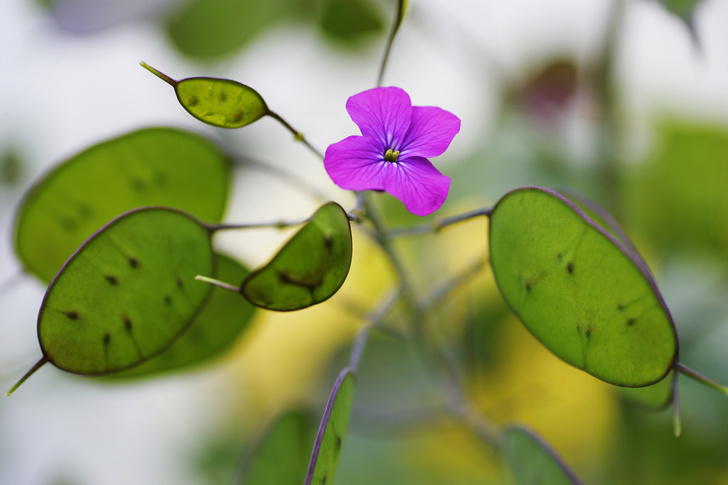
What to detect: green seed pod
<box><xmin>489</xmin><ymin>187</ymin><xmax>678</xmax><ymax>387</ymax></box>
<box><xmin>38</xmin><ymin>207</ymin><xmax>214</xmax><ymax>376</ymax></box>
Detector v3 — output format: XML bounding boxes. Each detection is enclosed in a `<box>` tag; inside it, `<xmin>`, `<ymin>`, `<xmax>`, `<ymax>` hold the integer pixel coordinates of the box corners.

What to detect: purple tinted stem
<box><xmin>139</xmin><ymin>62</ymin><xmax>177</xmax><ymax>87</ymax></box>
<box><xmin>304</xmin><ymin>368</ymin><xmax>354</xmax><ymax>485</ymax></box>
<box><xmin>7</xmin><ymin>356</ymin><xmax>48</xmax><ymax>396</ymax></box>
<box><xmin>387</xmin><ymin>206</ymin><xmax>492</xmax><ymax>238</ymax></box>
<box><xmin>676</xmin><ymin>362</ymin><xmax>728</xmax><ymax>395</ymax></box>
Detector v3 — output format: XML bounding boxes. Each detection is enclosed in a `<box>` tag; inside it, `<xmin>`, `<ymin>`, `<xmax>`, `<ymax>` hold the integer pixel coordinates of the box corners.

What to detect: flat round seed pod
<box><xmin>175</xmin><ymin>77</ymin><xmax>269</xmax><ymax>129</ymax></box>
<box><xmin>14</xmin><ymin>127</ymin><xmax>230</xmax><ymax>282</ymax></box>
<box><xmin>38</xmin><ymin>207</ymin><xmax>214</xmax><ymax>375</ymax></box>
<box><xmin>108</xmin><ymin>253</ymin><xmax>255</xmax><ymax>379</ymax></box>
<box><xmin>489</xmin><ymin>187</ymin><xmax>677</xmax><ymax>387</ymax></box>
<box><xmin>241</xmin><ymin>202</ymin><xmax>353</xmax><ymax>311</ymax></box>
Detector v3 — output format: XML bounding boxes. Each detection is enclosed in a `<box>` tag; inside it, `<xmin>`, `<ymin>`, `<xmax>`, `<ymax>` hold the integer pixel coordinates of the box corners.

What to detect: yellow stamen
<box><xmin>384</xmin><ymin>149</ymin><xmax>400</xmax><ymax>163</ymax></box>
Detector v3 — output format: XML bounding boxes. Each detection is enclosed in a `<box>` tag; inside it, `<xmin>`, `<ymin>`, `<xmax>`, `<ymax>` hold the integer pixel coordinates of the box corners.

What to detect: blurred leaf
<box><xmin>399</xmin><ymin>0</ymin><xmax>409</xmax><ymax>21</ymax></box>
<box><xmin>165</xmin><ymin>0</ymin><xmax>283</xmax><ymax>60</ymax></box>
<box><xmin>14</xmin><ymin>127</ymin><xmax>230</xmax><ymax>282</ymax></box>
<box><xmin>195</xmin><ymin>436</ymin><xmax>249</xmax><ymax>485</ymax></box>
<box><xmin>1</xmin><ymin>150</ymin><xmax>23</xmax><ymax>186</ymax></box>
<box><xmin>659</xmin><ymin>0</ymin><xmax>701</xmax><ymax>19</ymax></box>
<box><xmin>108</xmin><ymin>253</ymin><xmax>255</xmax><ymax>379</ymax></box>
<box><xmin>460</xmin><ymin>293</ymin><xmax>511</xmax><ymax>379</ymax></box>
<box><xmin>621</xmin><ymin>370</ymin><xmax>675</xmax><ymax>410</ymax></box>
<box><xmin>175</xmin><ymin>77</ymin><xmax>269</xmax><ymax>129</ymax></box>
<box><xmin>607</xmin><ymin>394</ymin><xmax>728</xmax><ymax>485</ymax></box>
<box><xmin>305</xmin><ymin>368</ymin><xmax>355</xmax><ymax>485</ymax></box>
<box><xmin>236</xmin><ymin>409</ymin><xmax>315</xmax><ymax>485</ymax></box>
<box><xmin>319</xmin><ymin>0</ymin><xmax>384</xmax><ymax>44</ymax></box>
<box><xmin>241</xmin><ymin>202</ymin><xmax>353</xmax><ymax>311</ymax></box>
<box><xmin>502</xmin><ymin>425</ymin><xmax>583</xmax><ymax>485</ymax></box>
<box><xmin>658</xmin><ymin>0</ymin><xmax>701</xmax><ymax>43</ymax></box>
<box><xmin>325</xmin><ymin>331</ymin><xmax>433</xmax><ymax>415</ymax></box>
<box><xmin>623</xmin><ymin>122</ymin><xmax>728</xmax><ymax>260</ymax></box>
<box><xmin>37</xmin><ymin>207</ymin><xmax>214</xmax><ymax>375</ymax></box>
<box><xmin>489</xmin><ymin>187</ymin><xmax>677</xmax><ymax>387</ymax></box>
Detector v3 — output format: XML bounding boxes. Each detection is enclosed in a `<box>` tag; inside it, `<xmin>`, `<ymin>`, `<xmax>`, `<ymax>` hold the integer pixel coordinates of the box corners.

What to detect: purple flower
<box><xmin>324</xmin><ymin>87</ymin><xmax>461</xmax><ymax>216</ymax></box>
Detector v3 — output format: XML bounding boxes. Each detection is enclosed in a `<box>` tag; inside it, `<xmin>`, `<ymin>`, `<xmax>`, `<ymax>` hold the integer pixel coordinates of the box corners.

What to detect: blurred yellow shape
<box><xmin>472</xmin><ymin>315</ymin><xmax>617</xmax><ymax>477</ymax></box>
<box><xmin>224</xmin><ymin>226</ymin><xmax>396</xmax><ymax>417</ymax></box>
<box><xmin>397</xmin><ymin>422</ymin><xmax>503</xmax><ymax>484</ymax></box>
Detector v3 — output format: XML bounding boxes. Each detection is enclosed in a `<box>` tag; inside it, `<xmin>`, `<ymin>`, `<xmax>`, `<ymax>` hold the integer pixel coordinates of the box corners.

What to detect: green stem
<box><xmin>347</xmin><ymin>192</ymin><xmax>367</xmax><ymax>225</ymax></box>
<box><xmin>139</xmin><ymin>61</ymin><xmax>178</xmax><ymax>87</ymax></box>
<box><xmin>387</xmin><ymin>206</ymin><xmax>492</xmax><ymax>238</ymax></box>
<box><xmin>7</xmin><ymin>357</ymin><xmax>48</xmax><ymax>396</ymax></box>
<box><xmin>194</xmin><ymin>275</ymin><xmax>240</xmax><ymax>293</ymax></box>
<box><xmin>377</xmin><ymin>0</ymin><xmax>407</xmax><ymax>87</ymax></box>
<box><xmin>672</xmin><ymin>371</ymin><xmax>682</xmax><ymax>438</ymax></box>
<box><xmin>592</xmin><ymin>0</ymin><xmax>625</xmax><ymax>218</ymax></box>
<box><xmin>266</xmin><ymin>110</ymin><xmax>324</xmax><ymax>160</ymax></box>
<box><xmin>361</xmin><ymin>197</ymin><xmax>499</xmax><ymax>448</ymax></box>
<box><xmin>362</xmin><ymin>193</ymin><xmax>423</xmax><ymax>321</ymax></box>
<box><xmin>676</xmin><ymin>362</ymin><xmax>728</xmax><ymax>396</ymax></box>
<box><xmin>206</xmin><ymin>217</ymin><xmax>309</xmax><ymax>233</ymax></box>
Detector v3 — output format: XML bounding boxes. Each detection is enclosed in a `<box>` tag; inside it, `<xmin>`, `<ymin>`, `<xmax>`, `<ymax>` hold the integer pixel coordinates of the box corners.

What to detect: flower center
<box><xmin>384</xmin><ymin>148</ymin><xmax>400</xmax><ymax>163</ymax></box>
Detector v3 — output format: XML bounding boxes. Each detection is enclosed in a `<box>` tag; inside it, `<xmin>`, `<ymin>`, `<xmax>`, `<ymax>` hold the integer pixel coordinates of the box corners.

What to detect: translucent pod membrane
<box><xmin>240</xmin><ymin>202</ymin><xmax>353</xmax><ymax>312</ymax></box>
<box><xmin>141</xmin><ymin>62</ymin><xmax>268</xmax><ymax>129</ymax></box>
<box><xmin>489</xmin><ymin>187</ymin><xmax>677</xmax><ymax>387</ymax></box>
<box><xmin>108</xmin><ymin>253</ymin><xmax>256</xmax><ymax>380</ymax></box>
<box><xmin>38</xmin><ymin>207</ymin><xmax>214</xmax><ymax>376</ymax></box>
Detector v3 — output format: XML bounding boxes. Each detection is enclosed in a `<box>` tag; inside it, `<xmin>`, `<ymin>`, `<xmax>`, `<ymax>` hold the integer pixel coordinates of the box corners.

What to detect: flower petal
<box><xmin>401</xmin><ymin>106</ymin><xmax>461</xmax><ymax>159</ymax></box>
<box><xmin>346</xmin><ymin>87</ymin><xmax>412</xmax><ymax>149</ymax></box>
<box><xmin>383</xmin><ymin>156</ymin><xmax>450</xmax><ymax>216</ymax></box>
<box><xmin>324</xmin><ymin>135</ymin><xmax>388</xmax><ymax>191</ymax></box>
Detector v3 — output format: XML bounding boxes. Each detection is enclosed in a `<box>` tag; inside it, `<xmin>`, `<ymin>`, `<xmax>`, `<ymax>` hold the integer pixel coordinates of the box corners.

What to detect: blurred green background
<box><xmin>0</xmin><ymin>0</ymin><xmax>726</xmax><ymax>484</ymax></box>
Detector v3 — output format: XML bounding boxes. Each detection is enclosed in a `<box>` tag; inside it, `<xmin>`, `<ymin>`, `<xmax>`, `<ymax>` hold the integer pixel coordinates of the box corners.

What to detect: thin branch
<box><xmin>676</xmin><ymin>362</ymin><xmax>728</xmax><ymax>396</ymax></box>
<box><xmin>350</xmin><ymin>403</ymin><xmax>444</xmax><ymax>439</ymax></box>
<box><xmin>348</xmin><ymin>286</ymin><xmax>404</xmax><ymax>372</ymax></box>
<box><xmin>672</xmin><ymin>371</ymin><xmax>682</xmax><ymax>438</ymax></box>
<box><xmin>362</xmin><ymin>194</ymin><xmax>423</xmax><ymax>317</ymax></box>
<box><xmin>347</xmin><ymin>191</ymin><xmax>367</xmax><ymax>224</ymax></box>
<box><xmin>445</xmin><ymin>394</ymin><xmax>500</xmax><ymax>449</ymax></box>
<box><xmin>7</xmin><ymin>357</ymin><xmax>48</xmax><ymax>396</ymax></box>
<box><xmin>387</xmin><ymin>206</ymin><xmax>492</xmax><ymax>238</ymax></box>
<box><xmin>194</xmin><ymin>275</ymin><xmax>239</xmax><ymax>293</ymax></box>
<box><xmin>356</xmin><ymin>194</ymin><xmax>498</xmax><ymax>451</ymax></box>
<box><xmin>266</xmin><ymin>110</ymin><xmax>325</xmax><ymax>160</ymax></box>
<box><xmin>139</xmin><ymin>61</ymin><xmax>177</xmax><ymax>87</ymax></box>
<box><xmin>377</xmin><ymin>0</ymin><xmax>407</xmax><ymax>87</ymax></box>
<box><xmin>206</xmin><ymin>216</ymin><xmax>309</xmax><ymax>233</ymax></box>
